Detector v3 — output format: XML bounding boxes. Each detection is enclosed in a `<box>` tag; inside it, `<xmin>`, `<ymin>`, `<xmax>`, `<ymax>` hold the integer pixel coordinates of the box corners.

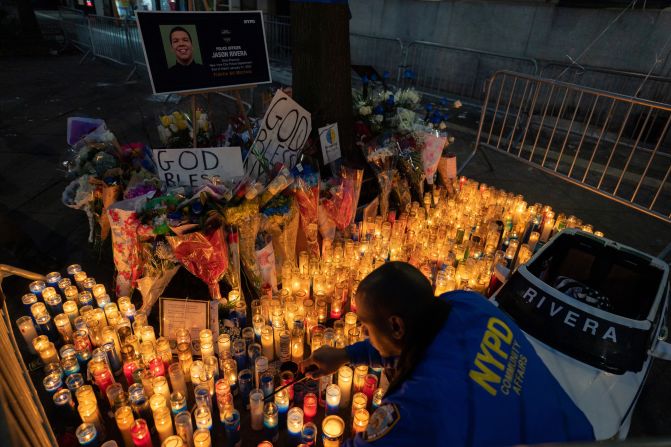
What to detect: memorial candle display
<box><xmin>322</xmin><ymin>415</ymin><xmax>345</xmax><ymax>447</ymax></box>
<box><xmin>303</xmin><ymin>392</ymin><xmax>318</xmax><ymax>422</ymax></box>
<box><xmin>16</xmin><ymin>316</ymin><xmax>38</xmax><ymax>354</ymax></box>
<box><xmin>130</xmin><ymin>419</ymin><xmax>153</xmax><ymax>447</ymax></box>
<box><xmin>325</xmin><ymin>384</ymin><xmax>341</xmax><ymax>414</ymax></box>
<box><xmin>352</xmin><ymin>408</ymin><xmax>370</xmax><ymax>434</ymax></box>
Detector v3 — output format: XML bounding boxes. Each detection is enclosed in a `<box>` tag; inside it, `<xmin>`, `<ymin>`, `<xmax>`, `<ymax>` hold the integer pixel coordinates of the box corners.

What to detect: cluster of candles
<box><xmin>15</xmin><ymin>178</ymin><xmax>599</xmax><ymax>447</ymax></box>
<box><xmin>16</xmin><ymin>264</ymin><xmax>386</xmax><ymax>447</ymax></box>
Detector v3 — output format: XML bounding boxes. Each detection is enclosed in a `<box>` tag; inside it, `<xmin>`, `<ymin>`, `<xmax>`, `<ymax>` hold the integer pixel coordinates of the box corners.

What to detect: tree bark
<box><xmin>290</xmin><ymin>2</ymin><xmax>365</xmax><ymax>169</ymax></box>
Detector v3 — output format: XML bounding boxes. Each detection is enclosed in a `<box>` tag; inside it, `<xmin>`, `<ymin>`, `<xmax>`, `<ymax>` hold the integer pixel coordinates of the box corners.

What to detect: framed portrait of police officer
<box><xmin>136</xmin><ymin>11</ymin><xmax>271</xmax><ymax>94</ymax></box>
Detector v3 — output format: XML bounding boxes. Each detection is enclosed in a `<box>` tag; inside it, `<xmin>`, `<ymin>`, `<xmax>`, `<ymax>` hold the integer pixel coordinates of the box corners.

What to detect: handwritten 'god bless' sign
<box><xmin>153</xmin><ymin>147</ymin><xmax>245</xmax><ymax>187</ymax></box>
<box><xmin>245</xmin><ymin>90</ymin><xmax>311</xmax><ymax>176</ymax></box>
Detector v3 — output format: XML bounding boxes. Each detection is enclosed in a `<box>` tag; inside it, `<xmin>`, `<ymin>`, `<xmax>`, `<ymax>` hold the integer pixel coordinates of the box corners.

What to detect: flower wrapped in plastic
<box><xmin>396</xmin><ymin>133</ymin><xmax>425</xmax><ymax>203</ymax></box>
<box><xmin>157</xmin><ymin>110</ymin><xmax>212</xmax><ymax>148</ymax></box>
<box><xmin>261</xmin><ymin>193</ymin><xmax>299</xmax><ymax>281</ymax></box>
<box><xmin>420</xmin><ymin>129</ymin><xmax>447</xmax><ymax>185</ymax></box>
<box><xmin>167</xmin><ymin>227</ymin><xmax>229</xmax><ymax>301</ymax></box>
<box><xmin>137</xmin><ymin>239</ymin><xmax>180</xmax><ymax>316</ymax></box>
<box><xmin>62</xmin><ymin>174</ymin><xmax>97</xmax><ymax>242</ymax></box>
<box><xmin>364</xmin><ymin>141</ymin><xmax>399</xmax><ymax>219</ymax></box>
<box><xmin>322</xmin><ymin>166</ymin><xmax>363</xmax><ymax>232</ymax></box>
<box><xmin>292</xmin><ymin>162</ymin><xmax>321</xmax><ymax>258</ymax></box>
<box><xmin>108</xmin><ymin>193</ymin><xmax>156</xmax><ymax>297</ymax></box>
<box><xmin>255</xmin><ymin>231</ymin><xmax>278</xmax><ymax>292</ymax></box>
<box><xmin>224</xmin><ymin>200</ymin><xmax>263</xmax><ymax>296</ymax></box>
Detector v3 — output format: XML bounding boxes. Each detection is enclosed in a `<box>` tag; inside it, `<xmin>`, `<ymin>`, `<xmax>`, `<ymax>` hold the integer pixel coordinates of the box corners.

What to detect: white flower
<box><xmin>454</xmin><ymin>100</ymin><xmax>463</xmax><ymax>109</ymax></box>
<box><xmin>448</xmin><ymin>136</ymin><xmax>455</xmax><ymax>143</ymax></box>
<box><xmin>169</xmin><ymin>124</ymin><xmax>178</xmax><ymax>133</ymax></box>
<box><xmin>439</xmin><ymin>122</ymin><xmax>447</xmax><ymax>130</ymax></box>
<box><xmin>358</xmin><ymin>106</ymin><xmax>372</xmax><ymax>116</ymax></box>
<box><xmin>372</xmin><ymin>114</ymin><xmax>383</xmax><ymax>124</ymax></box>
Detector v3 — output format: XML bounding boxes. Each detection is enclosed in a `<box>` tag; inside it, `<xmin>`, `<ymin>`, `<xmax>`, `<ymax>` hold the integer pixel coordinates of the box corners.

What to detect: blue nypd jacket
<box><xmin>343</xmin><ymin>290</ymin><xmax>595</xmax><ymax>446</ymax></box>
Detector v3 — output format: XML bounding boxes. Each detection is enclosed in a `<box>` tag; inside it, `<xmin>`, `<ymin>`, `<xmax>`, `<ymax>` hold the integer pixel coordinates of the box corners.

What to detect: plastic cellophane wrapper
<box><xmin>137</xmin><ymin>239</ymin><xmax>180</xmax><ymax>316</ymax></box>
<box><xmin>224</xmin><ymin>227</ymin><xmax>242</xmax><ymax>294</ymax></box>
<box><xmin>225</xmin><ymin>201</ymin><xmax>263</xmax><ymax>296</ymax></box>
<box><xmin>293</xmin><ymin>164</ymin><xmax>320</xmax><ymax>258</ymax></box>
<box><xmin>262</xmin><ymin>195</ymin><xmax>299</xmax><ymax>280</ymax></box>
<box><xmin>365</xmin><ymin>142</ymin><xmax>399</xmax><ymax>219</ymax></box>
<box><xmin>322</xmin><ymin>166</ymin><xmax>363</xmax><ymax>232</ymax></box>
<box><xmin>421</xmin><ymin>130</ymin><xmax>447</xmax><ymax>185</ymax></box>
<box><xmin>93</xmin><ymin>181</ymin><xmax>121</xmax><ymax>241</ymax></box>
<box><xmin>62</xmin><ymin>174</ymin><xmax>96</xmax><ymax>243</ymax></box>
<box><xmin>107</xmin><ymin>193</ymin><xmax>156</xmax><ymax>297</ymax></box>
<box><xmin>167</xmin><ymin>227</ymin><xmax>229</xmax><ymax>301</ymax></box>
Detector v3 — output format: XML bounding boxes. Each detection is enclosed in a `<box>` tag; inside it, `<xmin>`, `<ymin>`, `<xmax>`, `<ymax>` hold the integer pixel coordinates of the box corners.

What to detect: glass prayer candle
<box><xmin>372</xmin><ymin>387</ymin><xmax>384</xmax><ymax>411</ymax></box>
<box><xmin>194</xmin><ymin>405</ymin><xmax>212</xmax><ymax>430</ymax></box>
<box><xmin>200</xmin><ymin>342</ymin><xmax>214</xmax><ymax>361</ymax></box>
<box><xmin>352</xmin><ymin>408</ymin><xmax>370</xmax><ymax>434</ymax></box>
<box><xmin>156</xmin><ymin>338</ymin><xmax>172</xmax><ymax>367</ymax></box>
<box><xmin>260</xmin><ymin>326</ymin><xmax>274</xmax><ymax>360</ymax></box>
<box><xmin>193</xmin><ymin>429</ymin><xmax>211</xmax><ymax>447</ymax></box>
<box><xmin>66</xmin><ymin>374</ymin><xmax>85</xmax><ymax>401</ymax></box>
<box><xmin>287</xmin><ymin>406</ymin><xmax>303</xmax><ymax>439</ymax></box>
<box><xmin>263</xmin><ymin>402</ymin><xmax>279</xmax><ymax>442</ymax></box>
<box><xmin>303</xmin><ymin>392</ymin><xmax>317</xmax><ymax>422</ymax></box>
<box><xmin>150</xmin><ymin>392</ymin><xmax>168</xmax><ymax>414</ymax></box>
<box><xmin>152</xmin><ymin>375</ymin><xmax>171</xmax><ymax>402</ymax></box>
<box><xmin>43</xmin><ymin>372</ymin><xmax>63</xmax><ymax>396</ymax></box>
<box><xmin>57</xmin><ymin>277</ymin><xmax>71</xmax><ymax>295</ymax></box>
<box><xmin>353</xmin><ymin>365</ymin><xmax>368</xmax><ymax>393</ymax></box>
<box><xmin>279</xmin><ymin>371</ymin><xmax>294</xmax><ymax>401</ymax></box>
<box><xmin>242</xmin><ymin>327</ymin><xmax>255</xmax><ymax>351</ymax></box>
<box><xmin>44</xmin><ymin>287</ymin><xmax>63</xmax><ymax>315</ymax></box>
<box><xmin>76</xmin><ymin>384</ymin><xmax>97</xmax><ymax>407</ymax></box>
<box><xmin>106</xmin><ymin>382</ymin><xmax>124</xmax><ymax>408</ymax></box>
<box><xmin>21</xmin><ymin>293</ymin><xmax>38</xmax><ymax>317</ymax></box>
<box><xmin>46</xmin><ymin>271</ymin><xmax>62</xmax><ymax>289</ymax></box>
<box><xmin>325</xmin><ymin>384</ymin><xmax>341</xmax><ymax>414</ymax></box>
<box><xmin>252</xmin><ymin>314</ymin><xmax>265</xmax><ymax>339</ymax></box>
<box><xmin>64</xmin><ymin>285</ymin><xmax>79</xmax><ymax>302</ymax></box>
<box><xmin>130</xmin><ymin>419</ymin><xmax>152</xmax><ymax>447</ymax></box>
<box><xmin>274</xmin><ymin>388</ymin><xmax>289</xmax><ymax>423</ymax></box>
<box><xmin>78</xmin><ymin>400</ymin><xmax>104</xmax><ymax>437</ymax></box>
<box><xmin>140</xmin><ymin>326</ymin><xmax>155</xmax><ymax>346</ymax></box>
<box><xmin>76</xmin><ymin>422</ymin><xmax>99</xmax><ymax>447</ymax></box>
<box><xmin>96</xmin><ymin>293</ymin><xmax>111</xmax><ymax>310</ymax></box>
<box><xmin>16</xmin><ymin>316</ymin><xmax>38</xmax><ymax>354</ymax></box>
<box><xmin>223</xmin><ymin>410</ymin><xmax>241</xmax><ymax>447</ymax></box>
<box><xmin>149</xmin><ymin>355</ymin><xmax>166</xmax><ymax>378</ymax></box>
<box><xmin>29</xmin><ymin>280</ymin><xmax>46</xmax><ymax>299</ymax></box>
<box><xmin>161</xmin><ymin>436</ymin><xmax>184</xmax><ymax>447</ymax></box>
<box><xmin>168</xmin><ymin>363</ymin><xmax>188</xmax><ymax>397</ymax></box>
<box><xmin>301</xmin><ymin>422</ymin><xmax>317</xmax><ymax>446</ymax></box>
<box><xmin>39</xmin><ymin>341</ymin><xmax>60</xmax><ymax>365</ymax></box>
<box><xmin>31</xmin><ymin>302</ymin><xmax>48</xmax><ymax>320</ymax></box>
<box><xmin>129</xmin><ymin>383</ymin><xmax>151</xmax><ymax>421</ymax></box>
<box><xmin>174</xmin><ymin>411</ymin><xmax>194</xmax><ymax>447</ymax></box>
<box><xmin>62</xmin><ymin>356</ymin><xmax>81</xmax><ymax>376</ymax></box>
<box><xmin>351</xmin><ymin>392</ymin><xmax>367</xmax><ymax>416</ymax></box>
<box><xmin>232</xmin><ymin>340</ymin><xmax>247</xmax><ymax>371</ymax></box>
<box><xmin>249</xmin><ymin>389</ymin><xmax>264</xmax><ymax>430</ymax></box>
<box><xmin>124</xmin><ymin>304</ymin><xmax>137</xmax><ymax>323</ymax></box>
<box><xmin>81</xmin><ymin>278</ymin><xmax>96</xmax><ymax>295</ymax></box>
<box><xmin>79</xmin><ymin>291</ymin><xmax>94</xmax><ymax>308</ymax></box>
<box><xmin>177</xmin><ymin>343</ymin><xmax>193</xmax><ymax>380</ymax></box>
<box><xmin>121</xmin><ymin>345</ymin><xmax>140</xmax><ymax>386</ymax></box>
<box><xmin>260</xmin><ymin>371</ymin><xmax>274</xmax><ymax>398</ymax></box>
<box><xmin>92</xmin><ymin>364</ymin><xmax>115</xmax><ymax>396</ymax></box>
<box><xmin>278</xmin><ymin>330</ymin><xmax>291</xmax><ymax>363</ymax></box>
<box><xmin>53</xmin><ymin>389</ymin><xmax>78</xmax><ymax>426</ymax></box>
<box><xmin>362</xmin><ymin>374</ymin><xmax>378</xmax><ymax>401</ymax></box>
<box><xmin>238</xmin><ymin>369</ymin><xmax>253</xmax><ymax>405</ymax></box>
<box><xmin>190</xmin><ymin>360</ymin><xmax>205</xmax><ymax>388</ymax></box>
<box><xmin>115</xmin><ymin>406</ymin><xmax>135</xmax><ymax>447</ymax></box>
<box><xmin>170</xmin><ymin>392</ymin><xmax>187</xmax><ymax>416</ymax></box>
<box><xmin>194</xmin><ymin>384</ymin><xmax>212</xmax><ymax>411</ymax></box>
<box><xmin>217</xmin><ymin>334</ymin><xmax>231</xmax><ymax>359</ymax></box>
<box><xmin>291</xmin><ymin>329</ymin><xmax>304</xmax><ymax>363</ymax></box>
<box><xmin>322</xmin><ymin>415</ymin><xmax>345</xmax><ymax>447</ymax></box>
<box><xmin>337</xmin><ymin>366</ymin><xmax>352</xmax><ymax>408</ymax></box>
<box><xmin>92</xmin><ymin>284</ymin><xmax>106</xmax><ymax>301</ymax></box>
<box><xmin>66</xmin><ymin>264</ymin><xmax>82</xmax><ymax>279</ymax></box>
<box><xmin>102</xmin><ymin>342</ymin><xmax>122</xmax><ymax>375</ymax></box>
<box><xmin>222</xmin><ymin>359</ymin><xmax>238</xmax><ymax>394</ymax></box>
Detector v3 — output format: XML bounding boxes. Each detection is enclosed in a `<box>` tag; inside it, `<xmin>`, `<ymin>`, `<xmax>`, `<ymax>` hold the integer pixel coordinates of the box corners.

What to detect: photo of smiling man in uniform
<box><xmin>165</xmin><ymin>26</ymin><xmax>209</xmax><ymax>88</ymax></box>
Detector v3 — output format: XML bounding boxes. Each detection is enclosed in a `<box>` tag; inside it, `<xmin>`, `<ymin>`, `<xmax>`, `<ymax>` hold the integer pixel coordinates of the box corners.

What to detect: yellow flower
<box><xmin>201</xmin><ymin>121</ymin><xmax>209</xmax><ymax>132</ymax></box>
<box><xmin>196</xmin><ymin>110</ymin><xmax>202</xmax><ymax>120</ymax></box>
<box><xmin>160</xmin><ymin>115</ymin><xmax>171</xmax><ymax>127</ymax></box>
<box><xmin>176</xmin><ymin>120</ymin><xmax>188</xmax><ymax>130</ymax></box>
<box><xmin>172</xmin><ymin>111</ymin><xmax>182</xmax><ymax>119</ymax></box>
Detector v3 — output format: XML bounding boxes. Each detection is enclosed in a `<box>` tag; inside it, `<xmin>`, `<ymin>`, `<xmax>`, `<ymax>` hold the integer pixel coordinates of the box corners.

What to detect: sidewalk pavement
<box><xmin>1</xmin><ymin>52</ymin><xmax>671</xmax><ymax>438</ymax></box>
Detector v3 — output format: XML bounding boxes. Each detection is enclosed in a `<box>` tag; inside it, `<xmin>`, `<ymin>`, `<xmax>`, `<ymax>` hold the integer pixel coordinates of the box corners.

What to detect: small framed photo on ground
<box><xmin>159</xmin><ymin>297</ymin><xmax>211</xmax><ymax>351</ymax></box>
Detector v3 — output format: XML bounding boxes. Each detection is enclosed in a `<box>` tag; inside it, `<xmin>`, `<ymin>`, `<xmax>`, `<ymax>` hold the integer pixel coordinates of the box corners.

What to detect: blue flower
<box><xmin>425</xmin><ymin>103</ymin><xmax>433</xmax><ymax>112</ymax></box>
<box><xmin>440</xmin><ymin>97</ymin><xmax>448</xmax><ymax>106</ymax></box>
<box><xmin>373</xmin><ymin>105</ymin><xmax>384</xmax><ymax>115</ymax></box>
<box><xmin>383</xmin><ymin>70</ymin><xmax>390</xmax><ymax>79</ymax></box>
<box><xmin>403</xmin><ymin>69</ymin><xmax>415</xmax><ymax>80</ymax></box>
<box><xmin>431</xmin><ymin>115</ymin><xmax>441</xmax><ymax>124</ymax></box>
<box><xmin>386</xmin><ymin>95</ymin><xmax>395</xmax><ymax>106</ymax></box>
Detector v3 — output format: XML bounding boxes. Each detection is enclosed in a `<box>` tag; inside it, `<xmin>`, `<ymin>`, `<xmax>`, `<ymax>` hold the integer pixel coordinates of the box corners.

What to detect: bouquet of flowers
<box><xmin>261</xmin><ymin>193</ymin><xmax>299</xmax><ymax>282</ymax></box>
<box><xmin>293</xmin><ymin>162</ymin><xmax>321</xmax><ymax>258</ymax></box>
<box><xmin>364</xmin><ymin>141</ymin><xmax>399</xmax><ymax>219</ymax></box>
<box><xmin>137</xmin><ymin>239</ymin><xmax>180</xmax><ymax>316</ymax></box>
<box><xmin>157</xmin><ymin>110</ymin><xmax>212</xmax><ymax>148</ymax></box>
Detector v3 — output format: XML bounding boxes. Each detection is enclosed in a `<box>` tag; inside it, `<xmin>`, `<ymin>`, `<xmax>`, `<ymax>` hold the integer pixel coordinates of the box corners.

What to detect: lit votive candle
<box><xmin>193</xmin><ymin>428</ymin><xmax>211</xmax><ymax>447</ymax></box>
<box><xmin>174</xmin><ymin>411</ymin><xmax>194</xmax><ymax>446</ymax></box>
<box><xmin>16</xmin><ymin>316</ymin><xmax>38</xmax><ymax>354</ymax></box>
<box><xmin>29</xmin><ymin>280</ymin><xmax>46</xmax><ymax>299</ymax></box>
<box><xmin>325</xmin><ymin>384</ymin><xmax>341</xmax><ymax>414</ymax></box>
<box><xmin>353</xmin><ymin>365</ymin><xmax>368</xmax><ymax>393</ymax></box>
<box><xmin>238</xmin><ymin>369</ymin><xmax>253</xmax><ymax>405</ymax></box>
<box><xmin>217</xmin><ymin>333</ymin><xmax>231</xmax><ymax>359</ymax></box>
<box><xmin>78</xmin><ymin>400</ymin><xmax>104</xmax><ymax>436</ymax></box>
<box><xmin>274</xmin><ymin>388</ymin><xmax>289</xmax><ymax>425</ymax></box>
<box><xmin>352</xmin><ymin>408</ymin><xmax>370</xmax><ymax>434</ymax></box>
<box><xmin>287</xmin><ymin>406</ymin><xmax>304</xmax><ymax>441</ymax></box>
<box><xmin>194</xmin><ymin>405</ymin><xmax>212</xmax><ymax>431</ymax></box>
<box><xmin>301</xmin><ymin>422</ymin><xmax>318</xmax><ymax>446</ymax></box>
<box><xmin>43</xmin><ymin>287</ymin><xmax>63</xmax><ymax>315</ymax></box>
<box><xmin>54</xmin><ymin>313</ymin><xmax>74</xmax><ymax>344</ymax></box>
<box><xmin>130</xmin><ymin>419</ymin><xmax>152</xmax><ymax>447</ymax></box>
<box><xmin>75</xmin><ymin>422</ymin><xmax>99</xmax><ymax>446</ymax></box>
<box><xmin>63</xmin><ymin>300</ymin><xmax>79</xmax><ymax>324</ymax></box>
<box><xmin>249</xmin><ymin>388</ymin><xmax>264</xmax><ymax>431</ymax></box>
<box><xmin>154</xmin><ymin>406</ymin><xmax>174</xmax><ymax>442</ymax></box>
<box><xmin>43</xmin><ymin>372</ymin><xmax>63</xmax><ymax>396</ymax></box>
<box><xmin>64</xmin><ymin>285</ymin><xmax>79</xmax><ymax>302</ymax></box>
<box><xmin>92</xmin><ymin>284</ymin><xmax>106</xmax><ymax>301</ymax></box>
<box><xmin>223</xmin><ymin>410</ymin><xmax>241</xmax><ymax>447</ymax></box>
<box><xmin>115</xmin><ymin>405</ymin><xmax>135</xmax><ymax>447</ymax></box>
<box><xmin>263</xmin><ymin>402</ymin><xmax>279</xmax><ymax>442</ymax></box>
<box><xmin>21</xmin><ymin>293</ymin><xmax>38</xmax><ymax>317</ymax></box>
<box><xmin>39</xmin><ymin>341</ymin><xmax>60</xmax><ymax>365</ymax></box>
<box><xmin>160</xmin><ymin>436</ymin><xmax>184</xmax><ymax>447</ymax></box>
<box><xmin>362</xmin><ymin>374</ymin><xmax>378</xmax><ymax>401</ymax></box>
<box><xmin>153</xmin><ymin>375</ymin><xmax>171</xmax><ymax>402</ymax></box>
<box><xmin>337</xmin><ymin>366</ymin><xmax>352</xmax><ymax>408</ymax></box>
<box><xmin>170</xmin><ymin>392</ymin><xmax>187</xmax><ymax>416</ymax></box>
<box><xmin>303</xmin><ymin>392</ymin><xmax>317</xmax><ymax>422</ymax></box>
<box><xmin>322</xmin><ymin>415</ymin><xmax>345</xmax><ymax>447</ymax></box>
<box><xmin>168</xmin><ymin>363</ymin><xmax>188</xmax><ymax>397</ymax></box>
<box><xmin>150</xmin><ymin>392</ymin><xmax>168</xmax><ymax>414</ymax></box>
<box><xmin>372</xmin><ymin>387</ymin><xmax>385</xmax><ymax>411</ymax></box>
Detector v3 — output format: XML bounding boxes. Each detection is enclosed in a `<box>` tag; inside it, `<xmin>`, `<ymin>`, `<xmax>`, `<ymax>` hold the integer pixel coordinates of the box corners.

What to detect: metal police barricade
<box><xmin>263</xmin><ymin>14</ymin><xmax>292</xmax><ymax>67</ymax></box>
<box><xmin>350</xmin><ymin>33</ymin><xmax>405</xmax><ymax>83</ymax></box>
<box><xmin>403</xmin><ymin>41</ymin><xmax>538</xmax><ymax>102</ymax></box>
<box><xmin>492</xmin><ymin>229</ymin><xmax>671</xmax><ymax>440</ymax></box>
<box><xmin>464</xmin><ymin>70</ymin><xmax>671</xmax><ymax>224</ymax></box>
<box><xmin>88</xmin><ymin>15</ymin><xmax>131</xmax><ymax>66</ymax></box>
<box><xmin>123</xmin><ymin>18</ymin><xmax>148</xmax><ymax>81</ymax></box>
<box><xmin>58</xmin><ymin>7</ymin><xmax>93</xmax><ymax>63</ymax></box>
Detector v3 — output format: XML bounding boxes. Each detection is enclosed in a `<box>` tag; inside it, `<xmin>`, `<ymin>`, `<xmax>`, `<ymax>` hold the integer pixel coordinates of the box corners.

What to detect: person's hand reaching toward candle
<box><xmin>300</xmin><ymin>346</ymin><xmax>349</xmax><ymax>378</ymax></box>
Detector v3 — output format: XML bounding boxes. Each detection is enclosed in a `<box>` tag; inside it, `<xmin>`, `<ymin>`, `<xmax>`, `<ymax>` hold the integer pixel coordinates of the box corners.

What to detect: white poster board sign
<box><xmin>246</xmin><ymin>90</ymin><xmax>311</xmax><ymax>177</ymax></box>
<box><xmin>153</xmin><ymin>147</ymin><xmax>244</xmax><ymax>187</ymax></box>
<box><xmin>318</xmin><ymin>123</ymin><xmax>341</xmax><ymax>165</ymax></box>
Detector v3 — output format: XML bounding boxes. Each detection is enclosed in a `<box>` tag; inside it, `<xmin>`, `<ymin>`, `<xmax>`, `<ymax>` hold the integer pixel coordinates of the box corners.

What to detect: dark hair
<box><xmin>169</xmin><ymin>26</ymin><xmax>192</xmax><ymax>43</ymax></box>
<box><xmin>357</xmin><ymin>262</ymin><xmax>451</xmax><ymax>393</ymax></box>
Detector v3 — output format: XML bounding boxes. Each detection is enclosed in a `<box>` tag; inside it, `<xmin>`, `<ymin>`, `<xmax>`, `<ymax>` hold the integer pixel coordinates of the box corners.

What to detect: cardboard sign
<box><xmin>136</xmin><ymin>11</ymin><xmax>272</xmax><ymax>94</ymax></box>
<box><xmin>153</xmin><ymin>147</ymin><xmax>244</xmax><ymax>187</ymax></box>
<box><xmin>245</xmin><ymin>90</ymin><xmax>311</xmax><ymax>177</ymax></box>
<box><xmin>318</xmin><ymin>123</ymin><xmax>341</xmax><ymax>165</ymax></box>
<box><xmin>160</xmin><ymin>297</ymin><xmax>210</xmax><ymax>342</ymax></box>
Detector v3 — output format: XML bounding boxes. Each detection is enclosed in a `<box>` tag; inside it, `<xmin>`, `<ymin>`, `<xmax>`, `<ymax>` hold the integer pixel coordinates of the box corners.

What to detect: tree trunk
<box><xmin>290</xmin><ymin>2</ymin><xmax>365</xmax><ymax>169</ymax></box>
